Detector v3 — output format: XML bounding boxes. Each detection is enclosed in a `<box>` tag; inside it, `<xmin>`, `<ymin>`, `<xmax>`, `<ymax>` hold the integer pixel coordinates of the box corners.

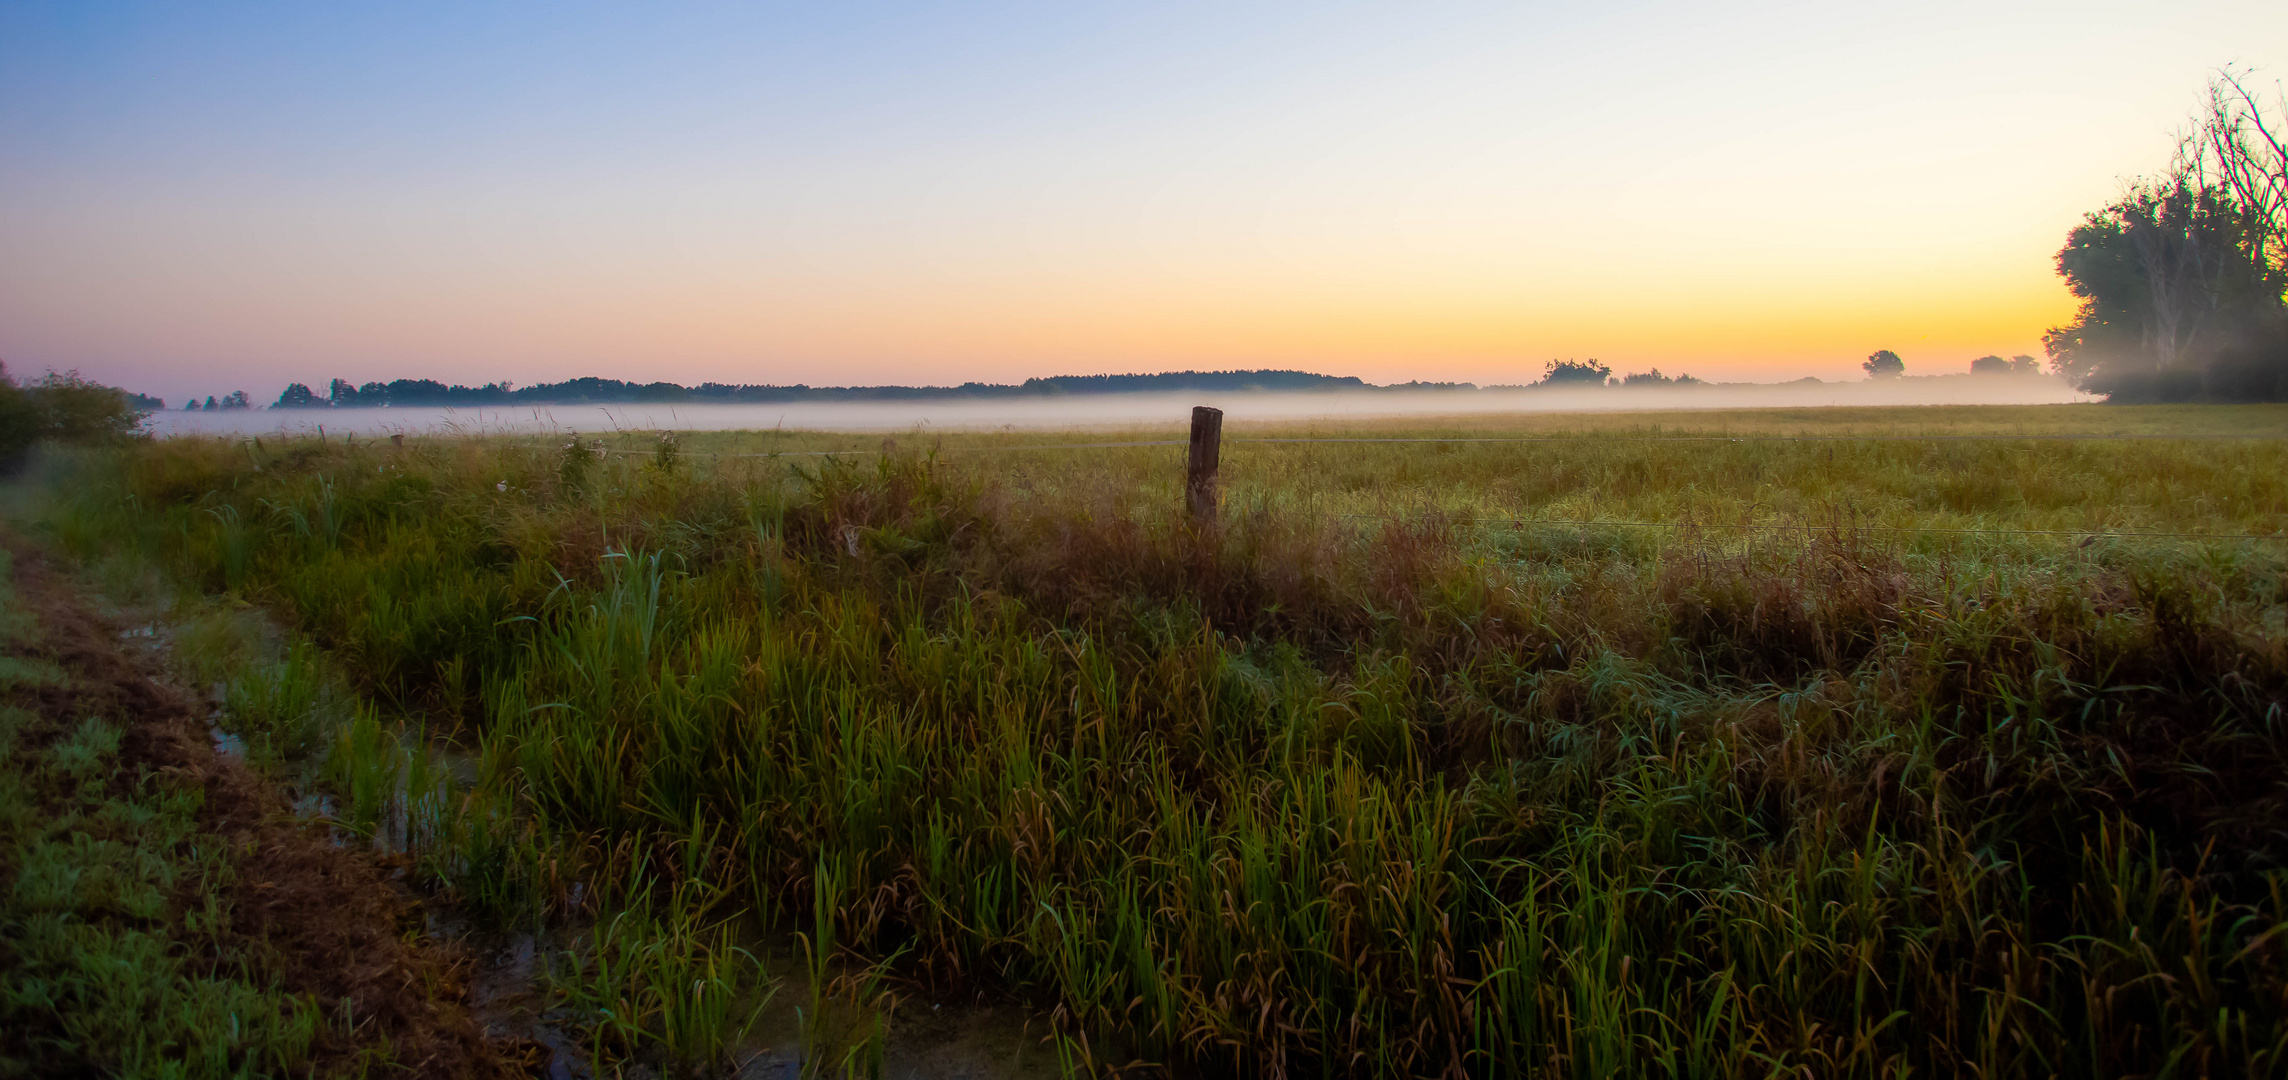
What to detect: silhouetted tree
<box><xmin>1863</xmin><ymin>350</ymin><xmax>1905</xmax><ymax>378</ymax></box>
<box><xmin>2009</xmin><ymin>354</ymin><xmax>2041</xmax><ymax>373</ymax></box>
<box><xmin>2196</xmin><ymin>67</ymin><xmax>2287</xmax><ymax>281</ymax></box>
<box><xmin>1540</xmin><ymin>359</ymin><xmax>1612</xmax><ymax>386</ymax></box>
<box><xmin>2047</xmin><ymin>70</ymin><xmax>2288</xmax><ymax>400</ymax></box>
<box><xmin>273</xmin><ymin>382</ymin><xmax>321</xmax><ymax>408</ymax></box>
<box><xmin>1970</xmin><ymin>355</ymin><xmax>2010</xmax><ymax>375</ymax></box>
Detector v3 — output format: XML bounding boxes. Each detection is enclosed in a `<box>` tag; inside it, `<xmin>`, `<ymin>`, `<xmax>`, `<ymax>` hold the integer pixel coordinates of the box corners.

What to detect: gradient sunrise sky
<box><xmin>1</xmin><ymin>2</ymin><xmax>2280</xmax><ymax>402</ymax></box>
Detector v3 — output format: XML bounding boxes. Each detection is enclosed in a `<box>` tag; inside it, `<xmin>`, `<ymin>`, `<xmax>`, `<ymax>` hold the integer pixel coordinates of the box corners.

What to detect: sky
<box><xmin>1</xmin><ymin>1</ymin><xmax>2281</xmax><ymax>404</ymax></box>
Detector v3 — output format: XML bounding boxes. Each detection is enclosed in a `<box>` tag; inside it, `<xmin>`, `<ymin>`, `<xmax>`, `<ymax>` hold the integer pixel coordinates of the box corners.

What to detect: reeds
<box><xmin>19</xmin><ymin>414</ymin><xmax>2288</xmax><ymax>1077</ymax></box>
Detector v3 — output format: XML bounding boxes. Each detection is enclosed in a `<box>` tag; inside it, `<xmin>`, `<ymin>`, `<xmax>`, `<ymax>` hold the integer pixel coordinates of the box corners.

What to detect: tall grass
<box><xmin>16</xmin><ymin>411</ymin><xmax>2288</xmax><ymax>1077</ymax></box>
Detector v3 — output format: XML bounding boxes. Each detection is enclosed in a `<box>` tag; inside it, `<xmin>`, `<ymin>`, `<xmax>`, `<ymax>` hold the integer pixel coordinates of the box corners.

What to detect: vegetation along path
<box><xmin>0</xmin><ymin>536</ymin><xmax>527</xmax><ymax>1078</ymax></box>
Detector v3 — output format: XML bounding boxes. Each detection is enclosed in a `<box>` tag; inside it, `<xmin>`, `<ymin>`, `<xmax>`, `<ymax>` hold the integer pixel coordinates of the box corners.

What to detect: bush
<box><xmin>0</xmin><ymin>364</ymin><xmax>149</xmax><ymax>473</ymax></box>
<box><xmin>0</xmin><ymin>376</ymin><xmax>37</xmax><ymax>472</ymax></box>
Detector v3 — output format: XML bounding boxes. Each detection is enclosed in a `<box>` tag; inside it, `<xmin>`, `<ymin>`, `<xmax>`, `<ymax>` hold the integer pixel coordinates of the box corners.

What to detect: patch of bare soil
<box><xmin>2</xmin><ymin>538</ymin><xmax>542</xmax><ymax>1078</ymax></box>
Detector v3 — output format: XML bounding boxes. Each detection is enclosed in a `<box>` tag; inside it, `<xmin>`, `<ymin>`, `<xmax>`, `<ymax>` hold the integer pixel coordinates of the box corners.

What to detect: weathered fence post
<box><xmin>1187</xmin><ymin>405</ymin><xmax>1223</xmax><ymax>526</ymax></box>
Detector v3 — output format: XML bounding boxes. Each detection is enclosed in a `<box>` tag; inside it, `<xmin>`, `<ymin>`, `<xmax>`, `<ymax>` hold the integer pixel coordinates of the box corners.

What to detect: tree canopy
<box><xmin>1539</xmin><ymin>360</ymin><xmax>1612</xmax><ymax>386</ymax></box>
<box><xmin>2048</xmin><ymin>69</ymin><xmax>2288</xmax><ymax>401</ymax></box>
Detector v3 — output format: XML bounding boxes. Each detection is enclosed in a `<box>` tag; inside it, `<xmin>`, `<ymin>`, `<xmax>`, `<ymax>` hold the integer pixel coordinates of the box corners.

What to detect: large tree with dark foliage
<box><xmin>2049</xmin><ymin>69</ymin><xmax>2288</xmax><ymax>401</ymax></box>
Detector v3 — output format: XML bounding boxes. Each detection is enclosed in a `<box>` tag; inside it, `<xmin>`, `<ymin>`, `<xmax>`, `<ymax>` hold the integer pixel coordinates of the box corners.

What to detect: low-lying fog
<box><xmin>145</xmin><ymin>375</ymin><xmax>2089</xmax><ymax>437</ymax></box>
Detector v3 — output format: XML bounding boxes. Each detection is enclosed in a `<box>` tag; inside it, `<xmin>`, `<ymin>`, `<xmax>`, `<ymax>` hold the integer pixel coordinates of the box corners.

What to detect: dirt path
<box><xmin>0</xmin><ymin>537</ymin><xmax>538</xmax><ymax>1077</ymax></box>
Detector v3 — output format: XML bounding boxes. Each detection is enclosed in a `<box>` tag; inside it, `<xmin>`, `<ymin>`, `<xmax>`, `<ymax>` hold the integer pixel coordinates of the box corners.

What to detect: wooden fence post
<box><xmin>1187</xmin><ymin>406</ymin><xmax>1223</xmax><ymax>525</ymax></box>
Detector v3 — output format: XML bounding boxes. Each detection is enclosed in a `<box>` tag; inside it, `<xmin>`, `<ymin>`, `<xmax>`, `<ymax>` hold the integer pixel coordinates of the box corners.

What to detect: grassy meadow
<box><xmin>13</xmin><ymin>401</ymin><xmax>2288</xmax><ymax>1077</ymax></box>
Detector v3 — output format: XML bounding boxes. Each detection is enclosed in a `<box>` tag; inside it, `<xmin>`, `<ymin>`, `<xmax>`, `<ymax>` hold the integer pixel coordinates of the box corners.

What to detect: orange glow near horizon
<box><xmin>0</xmin><ymin>5</ymin><xmax>2267</xmax><ymax>401</ymax></box>
<box><xmin>15</xmin><ymin>224</ymin><xmax>2073</xmax><ymax>389</ymax></box>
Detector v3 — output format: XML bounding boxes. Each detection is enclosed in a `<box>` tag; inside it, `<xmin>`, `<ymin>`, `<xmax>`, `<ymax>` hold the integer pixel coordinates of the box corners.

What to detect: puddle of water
<box><xmin>136</xmin><ymin>599</ymin><xmax>1094</xmax><ymax>1079</ymax></box>
<box><xmin>446</xmin><ymin>920</ymin><xmax>1082</xmax><ymax>1080</ymax></box>
<box><xmin>731</xmin><ymin>947</ymin><xmax>1070</xmax><ymax>1080</ymax></box>
<box><xmin>461</xmin><ymin>930</ymin><xmax>589</xmax><ymax>1080</ymax></box>
<box><xmin>289</xmin><ymin>789</ymin><xmax>336</xmax><ymax>820</ymax></box>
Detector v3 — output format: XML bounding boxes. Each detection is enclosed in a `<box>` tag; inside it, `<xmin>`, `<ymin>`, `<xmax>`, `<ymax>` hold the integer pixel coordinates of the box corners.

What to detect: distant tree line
<box><xmin>1483</xmin><ymin>360</ymin><xmax>1707</xmax><ymax>390</ymax></box>
<box><xmin>1970</xmin><ymin>354</ymin><xmax>2043</xmax><ymax>375</ymax></box>
<box><xmin>1860</xmin><ymin>351</ymin><xmax>2041</xmax><ymax>380</ymax></box>
<box><xmin>241</xmin><ymin>350</ymin><xmax>2066</xmax><ymax>413</ymax></box>
<box><xmin>267</xmin><ymin>364</ymin><xmax>1751</xmax><ymax>407</ymax></box>
<box><xmin>270</xmin><ymin>370</ymin><xmax>1395</xmax><ymax>408</ymax></box>
<box><xmin>182</xmin><ymin>391</ymin><xmax>253</xmax><ymax>411</ymax></box>
<box><xmin>251</xmin><ymin>349</ymin><xmax>2079</xmax><ymax>411</ymax></box>
<box><xmin>2048</xmin><ymin>68</ymin><xmax>2288</xmax><ymax>402</ymax></box>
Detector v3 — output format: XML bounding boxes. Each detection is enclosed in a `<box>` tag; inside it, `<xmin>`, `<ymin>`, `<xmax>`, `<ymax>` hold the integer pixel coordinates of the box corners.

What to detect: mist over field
<box><xmin>145</xmin><ymin>374</ymin><xmax>2086</xmax><ymax>436</ymax></box>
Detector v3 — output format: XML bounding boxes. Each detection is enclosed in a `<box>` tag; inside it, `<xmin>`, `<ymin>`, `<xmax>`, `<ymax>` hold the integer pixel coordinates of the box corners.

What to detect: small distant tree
<box><xmin>1969</xmin><ymin>355</ymin><xmax>2011</xmax><ymax>375</ymax></box>
<box><xmin>328</xmin><ymin>378</ymin><xmax>361</xmax><ymax>407</ymax></box>
<box><xmin>219</xmin><ymin>391</ymin><xmax>252</xmax><ymax>410</ymax></box>
<box><xmin>273</xmin><ymin>382</ymin><xmax>321</xmax><ymax>408</ymax></box>
<box><xmin>1541</xmin><ymin>359</ymin><xmax>1613</xmax><ymax>386</ymax></box>
<box><xmin>202</xmin><ymin>396</ymin><xmax>218</xmax><ymax>410</ymax></box>
<box><xmin>2009</xmin><ymin>354</ymin><xmax>2041</xmax><ymax>373</ymax></box>
<box><xmin>1864</xmin><ymin>350</ymin><xmax>1905</xmax><ymax>378</ymax></box>
<box><xmin>1621</xmin><ymin>369</ymin><xmax>1673</xmax><ymax>386</ymax></box>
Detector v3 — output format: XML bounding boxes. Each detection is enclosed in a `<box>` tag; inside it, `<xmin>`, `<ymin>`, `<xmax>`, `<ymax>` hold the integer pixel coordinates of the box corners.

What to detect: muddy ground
<box><xmin>0</xmin><ymin>536</ymin><xmax>540</xmax><ymax>1078</ymax></box>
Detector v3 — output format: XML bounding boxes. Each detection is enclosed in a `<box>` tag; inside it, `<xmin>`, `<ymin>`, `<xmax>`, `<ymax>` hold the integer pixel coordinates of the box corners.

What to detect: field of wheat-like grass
<box><xmin>16</xmin><ymin>402</ymin><xmax>2288</xmax><ymax>1077</ymax></box>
